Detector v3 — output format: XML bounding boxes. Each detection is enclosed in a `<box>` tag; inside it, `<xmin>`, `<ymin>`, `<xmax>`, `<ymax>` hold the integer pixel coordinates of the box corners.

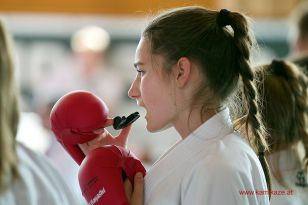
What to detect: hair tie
<box><xmin>295</xmin><ymin>169</ymin><xmax>308</xmax><ymax>187</ymax></box>
<box><xmin>217</xmin><ymin>9</ymin><xmax>231</xmax><ymax>27</ymax></box>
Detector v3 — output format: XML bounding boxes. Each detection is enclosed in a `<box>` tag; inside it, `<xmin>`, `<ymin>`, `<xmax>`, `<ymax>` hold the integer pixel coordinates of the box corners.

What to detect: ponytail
<box><xmin>224</xmin><ymin>10</ymin><xmax>272</xmax><ymax>194</ymax></box>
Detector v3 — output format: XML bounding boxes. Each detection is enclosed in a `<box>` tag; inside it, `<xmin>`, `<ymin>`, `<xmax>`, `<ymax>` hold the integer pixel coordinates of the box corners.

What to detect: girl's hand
<box><xmin>78</xmin><ymin>119</ymin><xmax>132</xmax><ymax>154</ymax></box>
<box><xmin>124</xmin><ymin>172</ymin><xmax>144</xmax><ymax>205</ymax></box>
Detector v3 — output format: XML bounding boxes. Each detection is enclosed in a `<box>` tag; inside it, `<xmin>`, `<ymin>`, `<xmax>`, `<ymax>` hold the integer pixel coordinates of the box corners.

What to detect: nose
<box><xmin>128</xmin><ymin>76</ymin><xmax>141</xmax><ymax>100</ymax></box>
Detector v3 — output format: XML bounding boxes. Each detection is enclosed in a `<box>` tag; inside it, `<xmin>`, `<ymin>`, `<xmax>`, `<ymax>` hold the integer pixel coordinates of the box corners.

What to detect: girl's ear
<box><xmin>175</xmin><ymin>57</ymin><xmax>192</xmax><ymax>88</ymax></box>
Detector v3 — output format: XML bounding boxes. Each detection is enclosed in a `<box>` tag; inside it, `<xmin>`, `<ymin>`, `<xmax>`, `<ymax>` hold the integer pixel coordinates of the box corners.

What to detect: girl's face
<box><xmin>128</xmin><ymin>38</ymin><xmax>177</xmax><ymax>132</ymax></box>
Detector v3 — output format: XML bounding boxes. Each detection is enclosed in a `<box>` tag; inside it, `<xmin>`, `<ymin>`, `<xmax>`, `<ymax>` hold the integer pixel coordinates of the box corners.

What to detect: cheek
<box><xmin>140</xmin><ymin>76</ymin><xmax>171</xmax><ymax>109</ymax></box>
<box><xmin>145</xmin><ymin>96</ymin><xmax>175</xmax><ymax>132</ymax></box>
<box><xmin>140</xmin><ymin>77</ymin><xmax>176</xmax><ymax>131</ymax></box>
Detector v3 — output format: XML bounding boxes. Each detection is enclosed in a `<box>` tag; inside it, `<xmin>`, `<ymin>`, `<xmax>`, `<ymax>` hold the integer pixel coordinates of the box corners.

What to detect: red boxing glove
<box><xmin>50</xmin><ymin>91</ymin><xmax>146</xmax><ymax>205</ymax></box>
<box><xmin>79</xmin><ymin>145</ymin><xmax>146</xmax><ymax>205</ymax></box>
<box><xmin>50</xmin><ymin>91</ymin><xmax>109</xmax><ymax>165</ymax></box>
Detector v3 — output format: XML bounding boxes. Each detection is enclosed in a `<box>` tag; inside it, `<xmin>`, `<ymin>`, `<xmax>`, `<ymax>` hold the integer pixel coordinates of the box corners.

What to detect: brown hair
<box><xmin>257</xmin><ymin>60</ymin><xmax>308</xmax><ymax>183</ymax></box>
<box><xmin>294</xmin><ymin>2</ymin><xmax>308</xmax><ymax>40</ymax></box>
<box><xmin>292</xmin><ymin>53</ymin><xmax>308</xmax><ymax>74</ymax></box>
<box><xmin>0</xmin><ymin>20</ymin><xmax>20</xmax><ymax>192</ymax></box>
<box><xmin>143</xmin><ymin>6</ymin><xmax>271</xmax><ymax>192</ymax></box>
<box><xmin>298</xmin><ymin>13</ymin><xmax>308</xmax><ymax>40</ymax></box>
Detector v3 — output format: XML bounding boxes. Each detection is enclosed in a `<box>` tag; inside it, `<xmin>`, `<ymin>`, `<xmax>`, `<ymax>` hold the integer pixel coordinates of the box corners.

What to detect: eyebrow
<box><xmin>133</xmin><ymin>62</ymin><xmax>144</xmax><ymax>69</ymax></box>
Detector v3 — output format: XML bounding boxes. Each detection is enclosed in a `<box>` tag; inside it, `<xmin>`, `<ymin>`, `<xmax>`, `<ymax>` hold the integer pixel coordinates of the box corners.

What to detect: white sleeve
<box><xmin>15</xmin><ymin>143</ymin><xmax>81</xmax><ymax>205</ymax></box>
<box><xmin>180</xmin><ymin>158</ymin><xmax>266</xmax><ymax>205</ymax></box>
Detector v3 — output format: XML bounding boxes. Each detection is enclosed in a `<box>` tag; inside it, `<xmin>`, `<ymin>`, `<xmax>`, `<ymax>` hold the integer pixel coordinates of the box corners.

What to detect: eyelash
<box><xmin>137</xmin><ymin>69</ymin><xmax>145</xmax><ymax>76</ymax></box>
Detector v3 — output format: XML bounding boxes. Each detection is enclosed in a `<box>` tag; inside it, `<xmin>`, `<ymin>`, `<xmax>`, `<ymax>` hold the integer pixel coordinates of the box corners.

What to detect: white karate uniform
<box><xmin>0</xmin><ymin>143</ymin><xmax>80</xmax><ymax>205</ymax></box>
<box><xmin>144</xmin><ymin>108</ymin><xmax>269</xmax><ymax>205</ymax></box>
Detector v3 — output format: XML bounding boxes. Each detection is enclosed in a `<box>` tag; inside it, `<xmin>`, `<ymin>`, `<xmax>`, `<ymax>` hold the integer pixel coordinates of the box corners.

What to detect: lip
<box><xmin>137</xmin><ymin>100</ymin><xmax>145</xmax><ymax>107</ymax></box>
<box><xmin>136</xmin><ymin>100</ymin><xmax>147</xmax><ymax>117</ymax></box>
<box><xmin>136</xmin><ymin>100</ymin><xmax>143</xmax><ymax>106</ymax></box>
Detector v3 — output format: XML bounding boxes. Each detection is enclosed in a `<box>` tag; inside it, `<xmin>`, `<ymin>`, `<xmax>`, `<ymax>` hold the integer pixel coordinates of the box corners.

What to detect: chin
<box><xmin>146</xmin><ymin>121</ymin><xmax>172</xmax><ymax>133</ymax></box>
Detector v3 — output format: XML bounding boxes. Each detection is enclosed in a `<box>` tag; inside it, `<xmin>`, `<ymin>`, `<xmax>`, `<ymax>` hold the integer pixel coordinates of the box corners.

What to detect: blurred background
<box><xmin>0</xmin><ymin>0</ymin><xmax>306</xmax><ymax>203</ymax></box>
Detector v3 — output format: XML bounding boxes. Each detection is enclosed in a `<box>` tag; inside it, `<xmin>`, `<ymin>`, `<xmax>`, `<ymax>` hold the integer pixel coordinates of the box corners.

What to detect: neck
<box><xmin>173</xmin><ymin>107</ymin><xmax>218</xmax><ymax>139</ymax></box>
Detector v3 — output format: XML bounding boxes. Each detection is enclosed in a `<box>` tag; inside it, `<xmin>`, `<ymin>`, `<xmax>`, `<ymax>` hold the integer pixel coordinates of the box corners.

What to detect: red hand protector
<box><xmin>50</xmin><ymin>91</ymin><xmax>109</xmax><ymax>165</ymax></box>
<box><xmin>50</xmin><ymin>90</ymin><xmax>146</xmax><ymax>205</ymax></box>
<box><xmin>79</xmin><ymin>145</ymin><xmax>146</xmax><ymax>205</ymax></box>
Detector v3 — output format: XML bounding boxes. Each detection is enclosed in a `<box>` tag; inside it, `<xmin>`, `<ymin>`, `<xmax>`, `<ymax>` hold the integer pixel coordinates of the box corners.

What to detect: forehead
<box><xmin>135</xmin><ymin>38</ymin><xmax>167</xmax><ymax>68</ymax></box>
<box><xmin>135</xmin><ymin>37</ymin><xmax>151</xmax><ymax>62</ymax></box>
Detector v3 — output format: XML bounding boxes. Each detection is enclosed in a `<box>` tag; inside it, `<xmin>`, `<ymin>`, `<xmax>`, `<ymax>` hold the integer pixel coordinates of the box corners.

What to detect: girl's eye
<box><xmin>137</xmin><ymin>70</ymin><xmax>145</xmax><ymax>76</ymax></box>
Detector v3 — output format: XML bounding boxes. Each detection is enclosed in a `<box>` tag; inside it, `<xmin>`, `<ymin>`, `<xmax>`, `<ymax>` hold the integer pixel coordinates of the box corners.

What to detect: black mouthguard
<box><xmin>113</xmin><ymin>112</ymin><xmax>140</xmax><ymax>130</ymax></box>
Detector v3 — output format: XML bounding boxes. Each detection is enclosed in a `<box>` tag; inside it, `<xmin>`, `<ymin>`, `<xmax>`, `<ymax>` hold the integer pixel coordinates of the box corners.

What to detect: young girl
<box><xmin>126</xmin><ymin>6</ymin><xmax>270</xmax><ymax>205</ymax></box>
<box><xmin>256</xmin><ymin>60</ymin><xmax>308</xmax><ymax>205</ymax></box>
